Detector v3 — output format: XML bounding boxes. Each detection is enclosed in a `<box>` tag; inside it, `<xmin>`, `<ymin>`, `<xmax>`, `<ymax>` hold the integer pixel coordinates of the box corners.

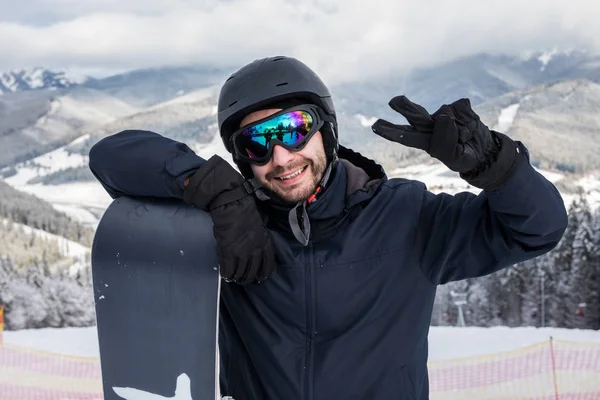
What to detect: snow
<box><xmin>538</xmin><ymin>48</ymin><xmax>559</xmax><ymax>71</ymax></box>
<box><xmin>389</xmin><ymin>162</ymin><xmax>564</xmax><ymax>197</ymax></box>
<box><xmin>354</xmin><ymin>113</ymin><xmax>378</xmax><ymax>127</ymax></box>
<box><xmin>26</xmin><ymin>68</ymin><xmax>46</xmax><ymax>89</ymax></box>
<box><xmin>577</xmin><ymin>174</ymin><xmax>600</xmax><ymax>194</ymax></box>
<box><xmin>4</xmin><ymin>325</ymin><xmax>600</xmax><ymax>361</ymax></box>
<box><xmin>428</xmin><ymin>326</ymin><xmax>600</xmax><ymax>360</ymax></box>
<box><xmin>153</xmin><ymin>85</ymin><xmax>218</xmax><ymax>109</ymax></box>
<box><xmin>3</xmin><ymin>326</ymin><xmax>100</xmax><ymax>357</ymax></box>
<box><xmin>494</xmin><ymin>103</ymin><xmax>520</xmax><ymax>133</ymax></box>
<box><xmin>52</xmin><ymin>203</ymin><xmax>100</xmax><ymax>225</ymax></box>
<box><xmin>4</xmin><ymin>134</ymin><xmax>113</xmax><ymax>225</ymax></box>
<box><xmin>389</xmin><ymin>163</ymin><xmax>473</xmax><ymax>193</ymax></box>
<box><xmin>0</xmin><ymin>72</ymin><xmax>17</xmax><ymax>92</ymax></box>
<box><xmin>11</xmin><ymin>181</ymin><xmax>113</xmax><ymax>225</ymax></box>
<box><xmin>5</xmin><ymin>138</ymin><xmax>88</xmax><ymax>187</ymax></box>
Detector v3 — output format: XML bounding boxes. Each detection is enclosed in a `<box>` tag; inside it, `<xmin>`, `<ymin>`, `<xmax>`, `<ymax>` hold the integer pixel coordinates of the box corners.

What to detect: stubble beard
<box><xmin>262</xmin><ymin>153</ymin><xmax>327</xmax><ymax>205</ymax></box>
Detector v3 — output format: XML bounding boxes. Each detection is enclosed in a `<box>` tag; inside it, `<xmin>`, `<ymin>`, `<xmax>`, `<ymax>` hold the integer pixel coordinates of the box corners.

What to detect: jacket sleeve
<box><xmin>88</xmin><ymin>130</ymin><xmax>206</xmax><ymax>199</ymax></box>
<box><xmin>414</xmin><ymin>144</ymin><xmax>568</xmax><ymax>285</ymax></box>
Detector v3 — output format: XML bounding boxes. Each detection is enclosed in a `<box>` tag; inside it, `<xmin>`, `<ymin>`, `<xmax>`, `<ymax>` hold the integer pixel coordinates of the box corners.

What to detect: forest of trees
<box><xmin>0</xmin><ymin>179</ymin><xmax>96</xmax><ymax>329</ymax></box>
<box><xmin>0</xmin><ymin>189</ymin><xmax>598</xmax><ymax>331</ymax></box>
<box><xmin>432</xmin><ymin>195</ymin><xmax>600</xmax><ymax>330</ymax></box>
<box><xmin>0</xmin><ymin>179</ymin><xmax>94</xmax><ymax>245</ymax></box>
<box><xmin>0</xmin><ymin>254</ymin><xmax>95</xmax><ymax>330</ymax></box>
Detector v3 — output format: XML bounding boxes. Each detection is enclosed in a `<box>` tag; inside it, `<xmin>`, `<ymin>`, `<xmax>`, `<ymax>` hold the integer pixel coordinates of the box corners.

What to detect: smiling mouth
<box><xmin>275</xmin><ymin>166</ymin><xmax>307</xmax><ymax>180</ymax></box>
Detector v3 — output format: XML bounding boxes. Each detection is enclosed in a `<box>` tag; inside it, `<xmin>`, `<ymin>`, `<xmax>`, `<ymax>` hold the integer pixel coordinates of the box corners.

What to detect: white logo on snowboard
<box><xmin>113</xmin><ymin>373</ymin><xmax>193</xmax><ymax>400</ymax></box>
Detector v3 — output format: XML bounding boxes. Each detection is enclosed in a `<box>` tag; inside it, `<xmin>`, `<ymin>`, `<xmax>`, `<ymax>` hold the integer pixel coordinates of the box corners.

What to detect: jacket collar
<box><xmin>261</xmin><ymin>145</ymin><xmax>386</xmax><ymax>245</ymax></box>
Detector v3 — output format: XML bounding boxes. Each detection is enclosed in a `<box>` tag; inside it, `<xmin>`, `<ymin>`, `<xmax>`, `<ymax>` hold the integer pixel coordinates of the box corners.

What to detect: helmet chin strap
<box><xmin>288</xmin><ymin>151</ymin><xmax>338</xmax><ymax>246</ymax></box>
<box><xmin>243</xmin><ymin>149</ymin><xmax>339</xmax><ymax>246</ymax></box>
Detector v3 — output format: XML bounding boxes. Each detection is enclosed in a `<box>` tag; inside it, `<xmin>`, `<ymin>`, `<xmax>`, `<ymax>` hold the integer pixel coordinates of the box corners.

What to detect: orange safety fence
<box><xmin>428</xmin><ymin>339</ymin><xmax>600</xmax><ymax>400</ymax></box>
<box><xmin>0</xmin><ymin>344</ymin><xmax>102</xmax><ymax>399</ymax></box>
<box><xmin>0</xmin><ymin>337</ymin><xmax>599</xmax><ymax>399</ymax></box>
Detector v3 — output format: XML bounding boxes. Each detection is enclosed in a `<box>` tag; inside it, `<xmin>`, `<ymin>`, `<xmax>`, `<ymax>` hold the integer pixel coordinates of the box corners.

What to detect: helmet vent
<box><xmin>228</xmin><ymin>100</ymin><xmax>238</xmax><ymax>107</ymax></box>
<box><xmin>272</xmin><ymin>57</ymin><xmax>285</xmax><ymax>62</ymax></box>
<box><xmin>225</xmin><ymin>74</ymin><xmax>235</xmax><ymax>82</ymax></box>
<box><xmin>276</xmin><ymin>82</ymin><xmax>288</xmax><ymax>87</ymax></box>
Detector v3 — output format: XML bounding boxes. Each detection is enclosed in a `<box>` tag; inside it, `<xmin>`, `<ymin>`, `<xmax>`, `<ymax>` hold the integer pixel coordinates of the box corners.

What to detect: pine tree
<box><xmin>565</xmin><ymin>197</ymin><xmax>594</xmax><ymax>329</ymax></box>
<box><xmin>582</xmin><ymin>207</ymin><xmax>600</xmax><ymax>329</ymax></box>
<box><xmin>550</xmin><ymin>199</ymin><xmax>581</xmax><ymax>327</ymax></box>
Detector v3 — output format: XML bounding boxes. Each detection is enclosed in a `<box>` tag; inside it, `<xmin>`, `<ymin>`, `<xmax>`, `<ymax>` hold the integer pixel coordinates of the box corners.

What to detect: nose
<box><xmin>271</xmin><ymin>144</ymin><xmax>294</xmax><ymax>167</ymax></box>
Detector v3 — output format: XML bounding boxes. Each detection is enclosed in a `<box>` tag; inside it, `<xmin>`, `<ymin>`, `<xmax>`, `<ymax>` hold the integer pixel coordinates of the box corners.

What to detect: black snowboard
<box><xmin>91</xmin><ymin>196</ymin><xmax>221</xmax><ymax>400</ymax></box>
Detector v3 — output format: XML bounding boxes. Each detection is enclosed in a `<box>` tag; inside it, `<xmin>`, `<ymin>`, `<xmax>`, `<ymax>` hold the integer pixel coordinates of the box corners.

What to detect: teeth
<box><xmin>278</xmin><ymin>167</ymin><xmax>305</xmax><ymax>180</ymax></box>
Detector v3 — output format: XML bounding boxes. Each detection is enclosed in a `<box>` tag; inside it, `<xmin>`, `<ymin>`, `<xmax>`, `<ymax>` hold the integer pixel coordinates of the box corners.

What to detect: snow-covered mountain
<box><xmin>0</xmin><ymin>68</ymin><xmax>83</xmax><ymax>94</ymax></box>
<box><xmin>3</xmin><ymin>49</ymin><xmax>600</xmax><ymax>230</ymax></box>
<box><xmin>0</xmin><ymin>87</ymin><xmax>140</xmax><ymax>167</ymax></box>
<box><xmin>83</xmin><ymin>65</ymin><xmax>230</xmax><ymax>108</ymax></box>
<box><xmin>1</xmin><ymin>86</ymin><xmax>228</xmax><ymax>225</ymax></box>
<box><xmin>476</xmin><ymin>79</ymin><xmax>600</xmax><ymax>173</ymax></box>
<box><xmin>331</xmin><ymin>50</ymin><xmax>600</xmax><ymax>120</ymax></box>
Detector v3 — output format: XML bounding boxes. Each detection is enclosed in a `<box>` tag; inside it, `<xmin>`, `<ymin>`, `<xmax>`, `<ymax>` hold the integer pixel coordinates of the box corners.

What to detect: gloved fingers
<box><xmin>459</xmin><ymin>141</ymin><xmax>481</xmax><ymax>172</ymax></box>
<box><xmin>242</xmin><ymin>249</ymin><xmax>264</xmax><ymax>285</ymax></box>
<box><xmin>230</xmin><ymin>255</ymin><xmax>251</xmax><ymax>285</ymax></box>
<box><xmin>387</xmin><ymin>95</ymin><xmax>434</xmax><ymax>131</ymax></box>
<box><xmin>257</xmin><ymin>245</ymin><xmax>277</xmax><ymax>283</ymax></box>
<box><xmin>371</xmin><ymin>119</ymin><xmax>431</xmax><ymax>151</ymax></box>
<box><xmin>429</xmin><ymin>109</ymin><xmax>459</xmax><ymax>162</ymax></box>
<box><xmin>449</xmin><ymin>98</ymin><xmax>478</xmax><ymax>122</ymax></box>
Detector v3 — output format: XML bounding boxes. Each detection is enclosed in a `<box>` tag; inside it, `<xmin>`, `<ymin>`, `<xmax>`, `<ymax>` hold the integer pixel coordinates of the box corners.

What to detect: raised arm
<box><xmin>371</xmin><ymin>95</ymin><xmax>568</xmax><ymax>285</ymax></box>
<box><xmin>414</xmin><ymin>148</ymin><xmax>567</xmax><ymax>284</ymax></box>
<box><xmin>88</xmin><ymin>129</ymin><xmax>205</xmax><ymax>199</ymax></box>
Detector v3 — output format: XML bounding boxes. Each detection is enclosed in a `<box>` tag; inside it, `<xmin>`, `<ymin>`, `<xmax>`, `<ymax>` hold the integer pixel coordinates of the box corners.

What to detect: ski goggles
<box><xmin>230</xmin><ymin>104</ymin><xmax>328</xmax><ymax>165</ymax></box>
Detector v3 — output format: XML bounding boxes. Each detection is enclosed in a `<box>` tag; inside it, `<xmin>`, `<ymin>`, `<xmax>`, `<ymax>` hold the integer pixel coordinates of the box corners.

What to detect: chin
<box><xmin>275</xmin><ymin>187</ymin><xmax>312</xmax><ymax>204</ymax></box>
<box><xmin>270</xmin><ymin>180</ymin><xmax>317</xmax><ymax>204</ymax></box>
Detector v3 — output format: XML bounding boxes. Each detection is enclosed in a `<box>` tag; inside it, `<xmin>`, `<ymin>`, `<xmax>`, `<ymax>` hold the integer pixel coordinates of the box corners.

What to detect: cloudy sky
<box><xmin>0</xmin><ymin>0</ymin><xmax>599</xmax><ymax>83</ymax></box>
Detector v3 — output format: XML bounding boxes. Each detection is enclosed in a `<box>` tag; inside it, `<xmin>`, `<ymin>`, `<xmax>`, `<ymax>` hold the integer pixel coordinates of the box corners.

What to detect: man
<box><xmin>89</xmin><ymin>56</ymin><xmax>568</xmax><ymax>400</ymax></box>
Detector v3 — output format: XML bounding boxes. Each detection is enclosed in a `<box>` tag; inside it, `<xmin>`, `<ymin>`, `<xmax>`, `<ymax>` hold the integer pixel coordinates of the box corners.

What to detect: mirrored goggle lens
<box><xmin>235</xmin><ymin>110</ymin><xmax>314</xmax><ymax>159</ymax></box>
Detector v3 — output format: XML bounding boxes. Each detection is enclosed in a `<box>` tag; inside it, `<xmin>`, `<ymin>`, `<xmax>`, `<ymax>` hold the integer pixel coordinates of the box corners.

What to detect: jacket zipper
<box><xmin>304</xmin><ymin>242</ymin><xmax>315</xmax><ymax>400</ymax></box>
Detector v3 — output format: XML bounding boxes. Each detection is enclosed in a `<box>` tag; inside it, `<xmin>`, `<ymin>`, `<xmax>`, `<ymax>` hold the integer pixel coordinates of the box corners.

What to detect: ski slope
<box><xmin>4</xmin><ymin>325</ymin><xmax>600</xmax><ymax>361</ymax></box>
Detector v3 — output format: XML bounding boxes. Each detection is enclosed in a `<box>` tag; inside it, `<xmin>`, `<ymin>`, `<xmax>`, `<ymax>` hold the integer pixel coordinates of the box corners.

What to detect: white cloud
<box><xmin>0</xmin><ymin>0</ymin><xmax>599</xmax><ymax>83</ymax></box>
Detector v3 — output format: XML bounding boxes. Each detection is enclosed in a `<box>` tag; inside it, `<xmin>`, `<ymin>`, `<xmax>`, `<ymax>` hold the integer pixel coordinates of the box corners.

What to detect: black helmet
<box><xmin>217</xmin><ymin>56</ymin><xmax>338</xmax><ymax>176</ymax></box>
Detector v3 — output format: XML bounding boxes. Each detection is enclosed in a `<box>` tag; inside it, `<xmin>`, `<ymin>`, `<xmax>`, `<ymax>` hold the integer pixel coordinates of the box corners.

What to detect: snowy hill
<box><xmin>2</xmin><ymin>134</ymin><xmax>113</xmax><ymax>225</ymax></box>
<box><xmin>1</xmin><ymin>218</ymin><xmax>89</xmax><ymax>276</ymax></box>
<box><xmin>0</xmin><ymin>87</ymin><xmax>229</xmax><ymax>225</ymax></box>
<box><xmin>83</xmin><ymin>65</ymin><xmax>230</xmax><ymax>107</ymax></box>
<box><xmin>0</xmin><ymin>87</ymin><xmax>140</xmax><ymax>167</ymax></box>
<box><xmin>4</xmin><ymin>74</ymin><xmax>600</xmax><ymax>229</ymax></box>
<box><xmin>0</xmin><ymin>68</ymin><xmax>83</xmax><ymax>94</ymax></box>
<box><xmin>476</xmin><ymin>79</ymin><xmax>600</xmax><ymax>173</ymax></box>
<box><xmin>2</xmin><ymin>50</ymin><xmax>600</xmax><ymax>243</ymax></box>
<box><xmin>79</xmin><ymin>84</ymin><xmax>222</xmax><ymax>149</ymax></box>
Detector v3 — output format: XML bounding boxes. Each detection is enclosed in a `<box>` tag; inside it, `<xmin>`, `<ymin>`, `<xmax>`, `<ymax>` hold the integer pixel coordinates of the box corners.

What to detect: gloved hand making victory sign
<box><xmin>371</xmin><ymin>96</ymin><xmax>525</xmax><ymax>190</ymax></box>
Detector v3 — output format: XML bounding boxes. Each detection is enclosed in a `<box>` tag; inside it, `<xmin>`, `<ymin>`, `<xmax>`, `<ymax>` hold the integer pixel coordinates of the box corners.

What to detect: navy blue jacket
<box><xmin>89</xmin><ymin>130</ymin><xmax>568</xmax><ymax>400</ymax></box>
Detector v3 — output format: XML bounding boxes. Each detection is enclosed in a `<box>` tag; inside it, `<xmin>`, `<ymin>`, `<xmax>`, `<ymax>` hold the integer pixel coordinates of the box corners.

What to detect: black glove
<box><xmin>371</xmin><ymin>95</ymin><xmax>524</xmax><ymax>190</ymax></box>
<box><xmin>183</xmin><ymin>155</ymin><xmax>276</xmax><ymax>284</ymax></box>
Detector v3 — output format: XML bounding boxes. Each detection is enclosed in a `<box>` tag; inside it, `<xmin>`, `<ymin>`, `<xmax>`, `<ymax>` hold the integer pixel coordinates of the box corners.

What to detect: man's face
<box><xmin>240</xmin><ymin>108</ymin><xmax>327</xmax><ymax>204</ymax></box>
